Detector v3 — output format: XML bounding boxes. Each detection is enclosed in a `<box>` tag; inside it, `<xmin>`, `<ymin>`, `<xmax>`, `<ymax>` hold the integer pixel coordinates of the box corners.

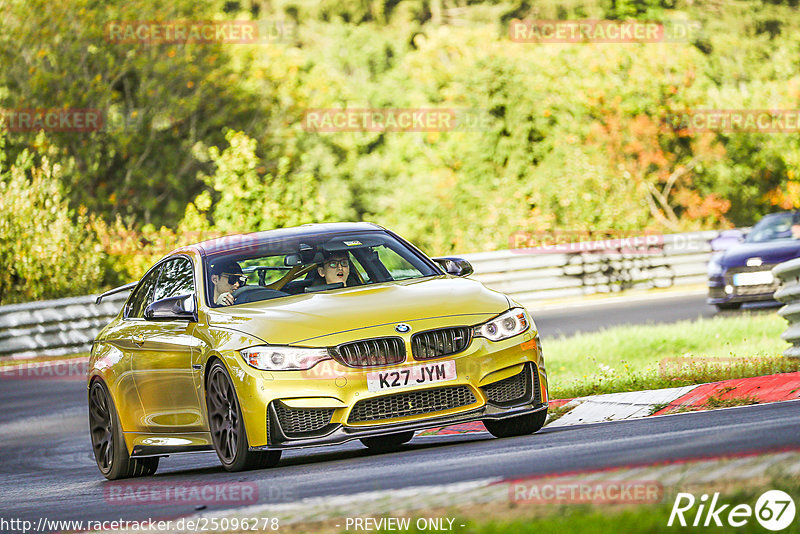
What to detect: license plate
<box><xmin>733</xmin><ymin>271</ymin><xmax>773</xmax><ymax>286</ymax></box>
<box><xmin>367</xmin><ymin>360</ymin><xmax>457</xmax><ymax>392</ymax></box>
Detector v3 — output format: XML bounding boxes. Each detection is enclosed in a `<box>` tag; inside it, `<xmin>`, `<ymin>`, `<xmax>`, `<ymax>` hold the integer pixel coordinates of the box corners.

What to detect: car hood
<box><xmin>206</xmin><ymin>276</ymin><xmax>511</xmax><ymax>346</ymax></box>
<box><xmin>718</xmin><ymin>240</ymin><xmax>800</xmax><ymax>267</ymax></box>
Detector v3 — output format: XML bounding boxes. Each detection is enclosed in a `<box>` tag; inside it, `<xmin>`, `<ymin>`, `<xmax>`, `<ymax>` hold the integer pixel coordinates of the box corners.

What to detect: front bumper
<box><xmin>227</xmin><ymin>332</ymin><xmax>548</xmax><ymax>450</ymax></box>
<box><xmin>708</xmin><ymin>270</ymin><xmax>779</xmax><ymax>305</ymax></box>
<box><xmin>253</xmin><ymin>362</ymin><xmax>546</xmax><ymax>450</ymax></box>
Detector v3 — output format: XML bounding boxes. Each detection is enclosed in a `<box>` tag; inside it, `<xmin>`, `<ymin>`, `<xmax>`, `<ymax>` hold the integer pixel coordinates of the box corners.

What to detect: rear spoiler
<box><xmin>95</xmin><ymin>282</ymin><xmax>138</xmax><ymax>305</ymax></box>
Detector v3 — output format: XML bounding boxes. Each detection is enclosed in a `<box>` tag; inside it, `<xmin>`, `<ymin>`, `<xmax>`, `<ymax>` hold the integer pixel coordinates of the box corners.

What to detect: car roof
<box><xmin>186</xmin><ymin>222</ymin><xmax>386</xmax><ymax>257</ymax></box>
<box><xmin>760</xmin><ymin>210</ymin><xmax>799</xmax><ymax>219</ymax></box>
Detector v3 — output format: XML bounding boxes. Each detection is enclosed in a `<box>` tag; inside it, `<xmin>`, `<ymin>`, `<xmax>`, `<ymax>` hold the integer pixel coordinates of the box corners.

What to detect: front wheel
<box><xmin>483</xmin><ymin>409</ymin><xmax>547</xmax><ymax>438</ymax></box>
<box><xmin>89</xmin><ymin>380</ymin><xmax>159</xmax><ymax>479</ymax></box>
<box><xmin>206</xmin><ymin>361</ymin><xmax>281</xmax><ymax>471</ymax></box>
<box><xmin>715</xmin><ymin>302</ymin><xmax>741</xmax><ymax>311</ymax></box>
<box><xmin>360</xmin><ymin>431</ymin><xmax>415</xmax><ymax>452</ymax></box>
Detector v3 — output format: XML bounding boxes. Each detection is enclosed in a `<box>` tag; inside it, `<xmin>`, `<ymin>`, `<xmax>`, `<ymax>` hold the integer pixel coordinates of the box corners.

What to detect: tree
<box><xmin>0</xmin><ymin>0</ymin><xmax>266</xmax><ymax>227</ymax></box>
<box><xmin>0</xmin><ymin>130</ymin><xmax>105</xmax><ymax>304</ymax></box>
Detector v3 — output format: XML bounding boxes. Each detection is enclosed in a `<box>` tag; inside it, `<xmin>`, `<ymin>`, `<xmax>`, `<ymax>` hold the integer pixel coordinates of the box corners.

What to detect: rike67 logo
<box><xmin>668</xmin><ymin>490</ymin><xmax>796</xmax><ymax>531</ymax></box>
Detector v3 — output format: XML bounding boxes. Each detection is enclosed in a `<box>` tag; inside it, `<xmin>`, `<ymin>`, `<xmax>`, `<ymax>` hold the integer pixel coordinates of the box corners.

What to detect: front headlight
<box><xmin>240</xmin><ymin>345</ymin><xmax>331</xmax><ymax>371</ymax></box>
<box><xmin>473</xmin><ymin>307</ymin><xmax>531</xmax><ymax>342</ymax></box>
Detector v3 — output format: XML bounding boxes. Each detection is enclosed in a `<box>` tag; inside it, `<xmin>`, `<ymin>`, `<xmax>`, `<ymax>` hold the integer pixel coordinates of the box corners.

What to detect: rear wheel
<box><xmin>484</xmin><ymin>409</ymin><xmax>547</xmax><ymax>438</ymax></box>
<box><xmin>360</xmin><ymin>431</ymin><xmax>415</xmax><ymax>452</ymax></box>
<box><xmin>89</xmin><ymin>380</ymin><xmax>159</xmax><ymax>479</ymax></box>
<box><xmin>206</xmin><ymin>361</ymin><xmax>281</xmax><ymax>471</ymax></box>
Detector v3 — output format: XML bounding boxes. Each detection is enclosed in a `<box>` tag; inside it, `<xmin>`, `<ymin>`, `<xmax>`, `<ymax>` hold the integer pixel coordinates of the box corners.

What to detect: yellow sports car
<box><xmin>89</xmin><ymin>223</ymin><xmax>549</xmax><ymax>479</ymax></box>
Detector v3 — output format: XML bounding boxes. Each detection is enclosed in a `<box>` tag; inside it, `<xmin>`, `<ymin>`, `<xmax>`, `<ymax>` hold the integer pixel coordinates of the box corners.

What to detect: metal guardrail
<box><xmin>773</xmin><ymin>258</ymin><xmax>800</xmax><ymax>359</ymax></box>
<box><xmin>463</xmin><ymin>230</ymin><xmax>716</xmax><ymax>302</ymax></box>
<box><xmin>0</xmin><ymin>293</ymin><xmax>128</xmax><ymax>359</ymax></box>
<box><xmin>0</xmin><ymin>230</ymin><xmax>717</xmax><ymax>360</ymax></box>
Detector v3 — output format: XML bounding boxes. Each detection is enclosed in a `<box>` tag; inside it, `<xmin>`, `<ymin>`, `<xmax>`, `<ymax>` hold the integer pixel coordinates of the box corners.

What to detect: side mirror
<box><xmin>144</xmin><ymin>294</ymin><xmax>197</xmax><ymax>322</ymax></box>
<box><xmin>432</xmin><ymin>257</ymin><xmax>474</xmax><ymax>277</ymax></box>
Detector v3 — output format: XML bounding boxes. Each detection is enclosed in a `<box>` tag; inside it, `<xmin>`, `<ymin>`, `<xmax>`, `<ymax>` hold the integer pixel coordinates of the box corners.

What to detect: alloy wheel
<box><xmin>207</xmin><ymin>366</ymin><xmax>240</xmax><ymax>464</ymax></box>
<box><xmin>89</xmin><ymin>383</ymin><xmax>114</xmax><ymax>472</ymax></box>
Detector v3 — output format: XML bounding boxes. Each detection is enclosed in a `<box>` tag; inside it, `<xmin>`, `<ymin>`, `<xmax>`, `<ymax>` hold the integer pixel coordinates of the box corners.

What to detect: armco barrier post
<box><xmin>773</xmin><ymin>258</ymin><xmax>800</xmax><ymax>359</ymax></box>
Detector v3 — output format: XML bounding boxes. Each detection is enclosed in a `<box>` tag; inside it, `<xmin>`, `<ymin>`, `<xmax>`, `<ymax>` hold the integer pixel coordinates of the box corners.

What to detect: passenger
<box><xmin>210</xmin><ymin>260</ymin><xmax>247</xmax><ymax>306</ymax></box>
<box><xmin>317</xmin><ymin>252</ymin><xmax>350</xmax><ymax>287</ymax></box>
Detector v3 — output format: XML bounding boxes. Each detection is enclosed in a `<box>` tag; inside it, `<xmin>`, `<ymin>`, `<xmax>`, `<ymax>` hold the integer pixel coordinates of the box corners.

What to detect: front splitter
<box><xmin>251</xmin><ymin>401</ymin><xmax>548</xmax><ymax>451</ymax></box>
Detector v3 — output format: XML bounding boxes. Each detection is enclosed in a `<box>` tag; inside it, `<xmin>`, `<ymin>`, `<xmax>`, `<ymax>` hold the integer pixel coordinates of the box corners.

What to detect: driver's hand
<box><xmin>216</xmin><ymin>292</ymin><xmax>235</xmax><ymax>306</ymax></box>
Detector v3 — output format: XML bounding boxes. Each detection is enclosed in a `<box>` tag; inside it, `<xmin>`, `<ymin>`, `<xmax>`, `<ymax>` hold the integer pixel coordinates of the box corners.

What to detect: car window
<box><xmin>153</xmin><ymin>257</ymin><xmax>195</xmax><ymax>302</ymax></box>
<box><xmin>239</xmin><ymin>255</ymin><xmax>287</xmax><ymax>286</ymax></box>
<box><xmin>745</xmin><ymin>213</ymin><xmax>796</xmax><ymax>243</ymax></box>
<box><xmin>125</xmin><ymin>265</ymin><xmax>162</xmax><ymax>319</ymax></box>
<box><xmin>204</xmin><ymin>231</ymin><xmax>438</xmax><ymax>306</ymax></box>
<box><xmin>375</xmin><ymin>246</ymin><xmax>420</xmax><ymax>280</ymax></box>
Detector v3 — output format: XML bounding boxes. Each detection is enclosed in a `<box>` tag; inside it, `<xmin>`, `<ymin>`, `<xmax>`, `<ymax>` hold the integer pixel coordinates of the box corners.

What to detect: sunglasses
<box><xmin>222</xmin><ymin>274</ymin><xmax>248</xmax><ymax>286</ymax></box>
<box><xmin>325</xmin><ymin>259</ymin><xmax>349</xmax><ymax>269</ymax></box>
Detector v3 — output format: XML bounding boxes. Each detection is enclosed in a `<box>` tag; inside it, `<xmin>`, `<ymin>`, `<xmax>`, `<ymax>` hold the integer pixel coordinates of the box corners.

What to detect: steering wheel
<box><xmin>231</xmin><ymin>285</ymin><xmax>290</xmax><ymax>304</ymax></box>
<box><xmin>231</xmin><ymin>285</ymin><xmax>261</xmax><ymax>302</ymax></box>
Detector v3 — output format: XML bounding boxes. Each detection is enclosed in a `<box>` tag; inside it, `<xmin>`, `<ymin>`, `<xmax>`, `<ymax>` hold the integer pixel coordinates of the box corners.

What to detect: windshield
<box><xmin>203</xmin><ymin>231</ymin><xmax>439</xmax><ymax>307</ymax></box>
<box><xmin>745</xmin><ymin>212</ymin><xmax>798</xmax><ymax>243</ymax></box>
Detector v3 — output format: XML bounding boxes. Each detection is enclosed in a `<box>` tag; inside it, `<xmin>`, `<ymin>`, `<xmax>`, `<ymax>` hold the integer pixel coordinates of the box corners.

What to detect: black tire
<box><xmin>483</xmin><ymin>409</ymin><xmax>547</xmax><ymax>438</ymax></box>
<box><xmin>715</xmin><ymin>302</ymin><xmax>741</xmax><ymax>311</ymax></box>
<box><xmin>360</xmin><ymin>431</ymin><xmax>415</xmax><ymax>452</ymax></box>
<box><xmin>89</xmin><ymin>380</ymin><xmax>159</xmax><ymax>480</ymax></box>
<box><xmin>206</xmin><ymin>360</ymin><xmax>281</xmax><ymax>471</ymax></box>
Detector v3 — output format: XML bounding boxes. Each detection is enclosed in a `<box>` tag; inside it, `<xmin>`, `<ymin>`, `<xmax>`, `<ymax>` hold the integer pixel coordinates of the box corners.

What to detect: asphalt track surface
<box><xmin>0</xmin><ymin>292</ymin><xmax>793</xmax><ymax>527</ymax></box>
<box><xmin>532</xmin><ymin>290</ymin><xmax>779</xmax><ymax>339</ymax></box>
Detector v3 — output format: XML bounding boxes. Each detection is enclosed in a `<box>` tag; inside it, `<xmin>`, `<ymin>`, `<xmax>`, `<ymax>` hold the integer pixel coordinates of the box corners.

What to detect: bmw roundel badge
<box><xmin>395</xmin><ymin>323</ymin><xmax>411</xmax><ymax>333</ymax></box>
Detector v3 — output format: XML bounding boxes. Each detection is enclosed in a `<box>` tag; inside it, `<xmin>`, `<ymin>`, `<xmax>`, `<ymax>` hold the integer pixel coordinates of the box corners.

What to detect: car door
<box><xmin>107</xmin><ymin>265</ymin><xmax>162</xmax><ymax>434</ymax></box>
<box><xmin>132</xmin><ymin>256</ymin><xmax>205</xmax><ymax>433</ymax></box>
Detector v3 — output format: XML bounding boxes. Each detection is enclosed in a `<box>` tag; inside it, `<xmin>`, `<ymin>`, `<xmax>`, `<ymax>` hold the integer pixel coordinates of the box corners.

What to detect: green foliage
<box><xmin>0</xmin><ymin>130</ymin><xmax>106</xmax><ymax>304</ymax></box>
<box><xmin>4</xmin><ymin>0</ymin><xmax>800</xmax><ymax>301</ymax></box>
<box><xmin>185</xmin><ymin>130</ymin><xmax>354</xmax><ymax>233</ymax></box>
<box><xmin>0</xmin><ymin>0</ymin><xmax>266</xmax><ymax>226</ymax></box>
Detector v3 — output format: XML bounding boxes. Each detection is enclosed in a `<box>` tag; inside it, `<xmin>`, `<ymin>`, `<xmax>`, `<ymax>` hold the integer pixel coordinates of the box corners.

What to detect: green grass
<box><xmin>544</xmin><ymin>313</ymin><xmax>800</xmax><ymax>400</ymax></box>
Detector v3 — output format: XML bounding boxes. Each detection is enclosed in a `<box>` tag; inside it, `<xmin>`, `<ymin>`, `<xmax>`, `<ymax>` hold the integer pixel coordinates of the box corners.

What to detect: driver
<box><xmin>210</xmin><ymin>260</ymin><xmax>247</xmax><ymax>306</ymax></box>
<box><xmin>317</xmin><ymin>252</ymin><xmax>350</xmax><ymax>287</ymax></box>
